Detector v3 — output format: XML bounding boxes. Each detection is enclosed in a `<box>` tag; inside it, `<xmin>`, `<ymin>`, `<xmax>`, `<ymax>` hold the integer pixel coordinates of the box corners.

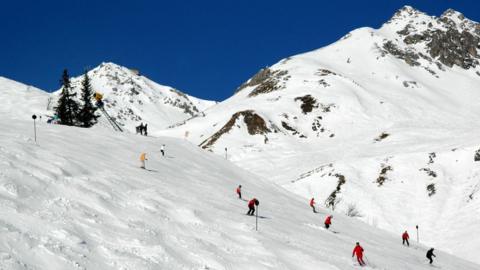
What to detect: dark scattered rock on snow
<box><xmin>420</xmin><ymin>168</ymin><xmax>437</xmax><ymax>178</ymax></box>
<box><xmin>376</xmin><ymin>165</ymin><xmax>393</xmax><ymax>186</ymax></box>
<box><xmin>374</xmin><ymin>132</ymin><xmax>390</xmax><ymax>142</ymax></box>
<box><xmin>325</xmin><ymin>173</ymin><xmax>346</xmax><ymax>210</ymax></box>
<box><xmin>427</xmin><ymin>183</ymin><xmax>436</xmax><ymax>196</ymax></box>
<box><xmin>200</xmin><ymin>110</ymin><xmax>270</xmax><ymax>149</ymax></box>
<box><xmin>475</xmin><ymin>149</ymin><xmax>480</xmax><ymax>161</ymax></box>
<box><xmin>294</xmin><ymin>95</ymin><xmax>318</xmax><ymax>114</ymax></box>
<box><xmin>235</xmin><ymin>67</ymin><xmax>289</xmax><ymax>97</ymax></box>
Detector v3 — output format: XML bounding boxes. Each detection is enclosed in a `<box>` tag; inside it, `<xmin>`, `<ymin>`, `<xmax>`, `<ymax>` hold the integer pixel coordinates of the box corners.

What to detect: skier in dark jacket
<box><xmin>247</xmin><ymin>198</ymin><xmax>259</xmax><ymax>215</ymax></box>
<box><xmin>426</xmin><ymin>248</ymin><xmax>436</xmax><ymax>264</ymax></box>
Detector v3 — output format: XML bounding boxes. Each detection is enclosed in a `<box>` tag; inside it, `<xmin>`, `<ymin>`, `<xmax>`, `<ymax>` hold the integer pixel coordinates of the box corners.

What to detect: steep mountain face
<box><xmin>161</xmin><ymin>6</ymin><xmax>480</xmax><ymax>263</ymax></box>
<box><xmin>52</xmin><ymin>62</ymin><xmax>216</xmax><ymax>133</ymax></box>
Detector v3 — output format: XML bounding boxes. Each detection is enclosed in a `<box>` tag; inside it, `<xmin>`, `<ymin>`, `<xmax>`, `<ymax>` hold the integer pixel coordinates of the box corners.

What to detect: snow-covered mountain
<box><xmin>52</xmin><ymin>62</ymin><xmax>216</xmax><ymax>133</ymax></box>
<box><xmin>161</xmin><ymin>6</ymin><xmax>480</xmax><ymax>263</ymax></box>
<box><xmin>0</xmin><ymin>115</ymin><xmax>478</xmax><ymax>269</ymax></box>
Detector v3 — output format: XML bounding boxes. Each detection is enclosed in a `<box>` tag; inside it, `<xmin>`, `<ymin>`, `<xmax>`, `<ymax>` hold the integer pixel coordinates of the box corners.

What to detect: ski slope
<box><xmin>159</xmin><ymin>6</ymin><xmax>480</xmax><ymax>264</ymax></box>
<box><xmin>0</xmin><ymin>117</ymin><xmax>478</xmax><ymax>269</ymax></box>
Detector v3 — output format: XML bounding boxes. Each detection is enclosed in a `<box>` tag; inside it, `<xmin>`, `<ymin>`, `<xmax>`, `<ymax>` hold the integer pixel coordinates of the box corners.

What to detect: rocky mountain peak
<box><xmin>391</xmin><ymin>5</ymin><xmax>425</xmax><ymax>20</ymax></box>
<box><xmin>441</xmin><ymin>8</ymin><xmax>465</xmax><ymax>21</ymax></box>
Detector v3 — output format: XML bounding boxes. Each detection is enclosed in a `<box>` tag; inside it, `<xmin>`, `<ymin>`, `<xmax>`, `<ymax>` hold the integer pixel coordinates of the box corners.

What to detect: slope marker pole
<box><xmin>32</xmin><ymin>114</ymin><xmax>37</xmax><ymax>143</ymax></box>
<box><xmin>416</xmin><ymin>225</ymin><xmax>419</xmax><ymax>243</ymax></box>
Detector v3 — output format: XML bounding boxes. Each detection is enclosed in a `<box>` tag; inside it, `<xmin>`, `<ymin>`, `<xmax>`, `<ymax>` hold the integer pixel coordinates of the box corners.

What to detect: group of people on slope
<box><xmin>310</xmin><ymin>197</ymin><xmax>437</xmax><ymax>265</ymax></box>
<box><xmin>136</xmin><ymin>122</ymin><xmax>148</xmax><ymax>136</ymax></box>
<box><xmin>236</xmin><ymin>187</ymin><xmax>439</xmax><ymax>266</ymax></box>
<box><xmin>236</xmin><ymin>185</ymin><xmax>259</xmax><ymax>216</ymax></box>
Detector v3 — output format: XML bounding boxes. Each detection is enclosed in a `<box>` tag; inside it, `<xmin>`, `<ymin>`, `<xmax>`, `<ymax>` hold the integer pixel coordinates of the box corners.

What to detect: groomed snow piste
<box><xmin>0</xmin><ymin>117</ymin><xmax>478</xmax><ymax>269</ymax></box>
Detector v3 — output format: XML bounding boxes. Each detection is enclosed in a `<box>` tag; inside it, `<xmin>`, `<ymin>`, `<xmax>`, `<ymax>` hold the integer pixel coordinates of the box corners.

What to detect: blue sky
<box><xmin>1</xmin><ymin>0</ymin><xmax>479</xmax><ymax>101</ymax></box>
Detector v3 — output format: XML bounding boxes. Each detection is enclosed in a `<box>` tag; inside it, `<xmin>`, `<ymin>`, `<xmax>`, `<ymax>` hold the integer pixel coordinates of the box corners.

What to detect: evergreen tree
<box><xmin>55</xmin><ymin>69</ymin><xmax>79</xmax><ymax>126</ymax></box>
<box><xmin>77</xmin><ymin>72</ymin><xmax>98</xmax><ymax>127</ymax></box>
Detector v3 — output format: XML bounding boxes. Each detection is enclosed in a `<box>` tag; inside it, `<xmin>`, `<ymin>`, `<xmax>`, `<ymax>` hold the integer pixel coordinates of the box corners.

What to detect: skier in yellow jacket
<box><xmin>140</xmin><ymin>152</ymin><xmax>147</xmax><ymax>169</ymax></box>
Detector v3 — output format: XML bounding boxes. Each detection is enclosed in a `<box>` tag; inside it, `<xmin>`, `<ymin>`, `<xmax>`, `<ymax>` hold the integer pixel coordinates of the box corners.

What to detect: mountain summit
<box><xmin>161</xmin><ymin>6</ymin><xmax>480</xmax><ymax>263</ymax></box>
<box><xmin>53</xmin><ymin>62</ymin><xmax>216</xmax><ymax>133</ymax></box>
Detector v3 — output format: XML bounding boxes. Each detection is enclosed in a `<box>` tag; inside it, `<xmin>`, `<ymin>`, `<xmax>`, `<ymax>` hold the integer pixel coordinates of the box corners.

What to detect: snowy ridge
<box><xmin>160</xmin><ymin>6</ymin><xmax>480</xmax><ymax>263</ymax></box>
<box><xmin>0</xmin><ymin>118</ymin><xmax>478</xmax><ymax>269</ymax></box>
<box><xmin>0</xmin><ymin>77</ymin><xmax>50</xmax><ymax>119</ymax></box>
<box><xmin>53</xmin><ymin>62</ymin><xmax>216</xmax><ymax>133</ymax></box>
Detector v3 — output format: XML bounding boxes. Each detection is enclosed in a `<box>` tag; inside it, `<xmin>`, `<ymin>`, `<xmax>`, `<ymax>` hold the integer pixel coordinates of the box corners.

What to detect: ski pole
<box><xmin>255</xmin><ymin>204</ymin><xmax>258</xmax><ymax>231</ymax></box>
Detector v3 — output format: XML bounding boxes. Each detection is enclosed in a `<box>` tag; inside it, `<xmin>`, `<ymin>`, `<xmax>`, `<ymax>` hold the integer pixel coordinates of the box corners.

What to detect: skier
<box><xmin>352</xmin><ymin>242</ymin><xmax>365</xmax><ymax>266</ymax></box>
<box><xmin>139</xmin><ymin>123</ymin><xmax>144</xmax><ymax>135</ymax></box>
<box><xmin>426</xmin><ymin>248</ymin><xmax>436</xmax><ymax>264</ymax></box>
<box><xmin>144</xmin><ymin>123</ymin><xmax>148</xmax><ymax>136</ymax></box>
<box><xmin>140</xmin><ymin>152</ymin><xmax>147</xmax><ymax>169</ymax></box>
<box><xmin>402</xmin><ymin>230</ymin><xmax>410</xmax><ymax>246</ymax></box>
<box><xmin>309</xmin><ymin>197</ymin><xmax>316</xmax><ymax>213</ymax></box>
<box><xmin>236</xmin><ymin>185</ymin><xmax>242</xmax><ymax>199</ymax></box>
<box><xmin>160</xmin><ymin>144</ymin><xmax>165</xmax><ymax>156</ymax></box>
<box><xmin>247</xmin><ymin>198</ymin><xmax>259</xmax><ymax>216</ymax></box>
<box><xmin>324</xmin><ymin>215</ymin><xmax>333</xmax><ymax>229</ymax></box>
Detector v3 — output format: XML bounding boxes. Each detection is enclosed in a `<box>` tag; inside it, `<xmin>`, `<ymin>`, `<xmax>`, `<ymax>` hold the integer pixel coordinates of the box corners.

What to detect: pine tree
<box><xmin>77</xmin><ymin>72</ymin><xmax>98</xmax><ymax>127</ymax></box>
<box><xmin>55</xmin><ymin>69</ymin><xmax>79</xmax><ymax>126</ymax></box>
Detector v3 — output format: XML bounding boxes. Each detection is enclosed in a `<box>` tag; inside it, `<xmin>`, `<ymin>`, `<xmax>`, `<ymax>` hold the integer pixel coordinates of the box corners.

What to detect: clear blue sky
<box><xmin>1</xmin><ymin>0</ymin><xmax>479</xmax><ymax>101</ymax></box>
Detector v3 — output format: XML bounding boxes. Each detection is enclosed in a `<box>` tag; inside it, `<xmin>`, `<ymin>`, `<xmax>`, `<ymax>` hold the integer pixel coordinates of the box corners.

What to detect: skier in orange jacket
<box><xmin>140</xmin><ymin>152</ymin><xmax>147</xmax><ymax>169</ymax></box>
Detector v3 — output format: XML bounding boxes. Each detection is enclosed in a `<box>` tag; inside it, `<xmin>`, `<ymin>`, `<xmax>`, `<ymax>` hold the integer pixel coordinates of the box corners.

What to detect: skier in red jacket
<box><xmin>236</xmin><ymin>185</ymin><xmax>242</xmax><ymax>199</ymax></box>
<box><xmin>247</xmin><ymin>198</ymin><xmax>259</xmax><ymax>215</ymax></box>
<box><xmin>402</xmin><ymin>230</ymin><xmax>410</xmax><ymax>246</ymax></box>
<box><xmin>310</xmin><ymin>198</ymin><xmax>316</xmax><ymax>213</ymax></box>
<box><xmin>324</xmin><ymin>215</ymin><xmax>333</xmax><ymax>229</ymax></box>
<box><xmin>352</xmin><ymin>242</ymin><xmax>365</xmax><ymax>266</ymax></box>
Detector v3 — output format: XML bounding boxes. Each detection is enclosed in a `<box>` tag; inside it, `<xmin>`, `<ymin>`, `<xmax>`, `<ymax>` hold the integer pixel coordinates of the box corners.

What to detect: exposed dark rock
<box><xmin>281</xmin><ymin>121</ymin><xmax>298</xmax><ymax>135</ymax></box>
<box><xmin>318</xmin><ymin>79</ymin><xmax>330</xmax><ymax>87</ymax></box>
<box><xmin>235</xmin><ymin>67</ymin><xmax>289</xmax><ymax>97</ymax></box>
<box><xmin>475</xmin><ymin>149</ymin><xmax>480</xmax><ymax>161</ymax></box>
<box><xmin>427</xmin><ymin>183</ymin><xmax>436</xmax><ymax>196</ymax></box>
<box><xmin>428</xmin><ymin>152</ymin><xmax>436</xmax><ymax>164</ymax></box>
<box><xmin>403</xmin><ymin>81</ymin><xmax>418</xmax><ymax>88</ymax></box>
<box><xmin>382</xmin><ymin>41</ymin><xmax>421</xmax><ymax>66</ymax></box>
<box><xmin>235</xmin><ymin>68</ymin><xmax>271</xmax><ymax>93</ymax></box>
<box><xmin>420</xmin><ymin>168</ymin><xmax>437</xmax><ymax>177</ymax></box>
<box><xmin>325</xmin><ymin>173</ymin><xmax>346</xmax><ymax>210</ymax></box>
<box><xmin>200</xmin><ymin>110</ymin><xmax>270</xmax><ymax>149</ymax></box>
<box><xmin>376</xmin><ymin>165</ymin><xmax>393</xmax><ymax>186</ymax></box>
<box><xmin>315</xmin><ymin>69</ymin><xmax>337</xmax><ymax>76</ymax></box>
<box><xmin>428</xmin><ymin>29</ymin><xmax>479</xmax><ymax>69</ymax></box>
<box><xmin>294</xmin><ymin>95</ymin><xmax>318</xmax><ymax>114</ymax></box>
<box><xmin>374</xmin><ymin>132</ymin><xmax>390</xmax><ymax>142</ymax></box>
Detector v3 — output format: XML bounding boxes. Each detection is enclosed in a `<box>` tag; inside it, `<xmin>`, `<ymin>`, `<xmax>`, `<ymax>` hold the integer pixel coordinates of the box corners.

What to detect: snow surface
<box><xmin>160</xmin><ymin>6</ymin><xmax>480</xmax><ymax>264</ymax></box>
<box><xmin>0</xmin><ymin>77</ymin><xmax>49</xmax><ymax>120</ymax></box>
<box><xmin>0</xmin><ymin>118</ymin><xmax>478</xmax><ymax>269</ymax></box>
